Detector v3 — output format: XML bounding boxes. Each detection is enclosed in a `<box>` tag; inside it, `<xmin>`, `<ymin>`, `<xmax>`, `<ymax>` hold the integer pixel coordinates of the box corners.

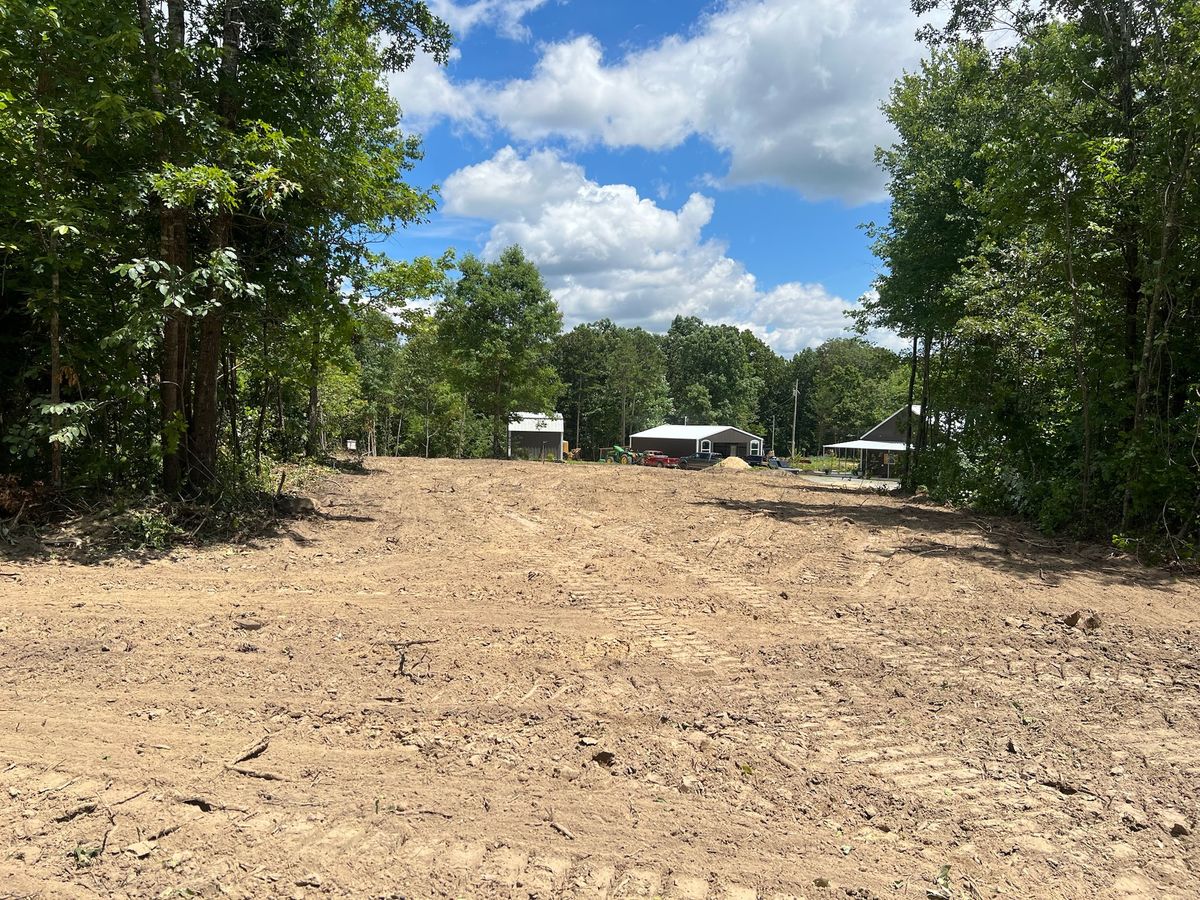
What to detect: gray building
<box><xmin>824</xmin><ymin>405</ymin><xmax>921</xmax><ymax>476</ymax></box>
<box><xmin>629</xmin><ymin>424</ymin><xmax>764</xmax><ymax>460</ymax></box>
<box><xmin>508</xmin><ymin>413</ymin><xmax>564</xmax><ymax>460</ymax></box>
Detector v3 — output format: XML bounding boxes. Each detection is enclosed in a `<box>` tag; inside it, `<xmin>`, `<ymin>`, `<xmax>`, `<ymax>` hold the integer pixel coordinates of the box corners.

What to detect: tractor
<box><xmin>598</xmin><ymin>445</ymin><xmax>640</xmax><ymax>464</ymax></box>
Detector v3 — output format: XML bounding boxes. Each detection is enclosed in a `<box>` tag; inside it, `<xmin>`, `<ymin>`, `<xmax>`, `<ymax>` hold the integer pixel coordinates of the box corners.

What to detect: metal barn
<box><xmin>508</xmin><ymin>413</ymin><xmax>565</xmax><ymax>461</ymax></box>
<box><xmin>629</xmin><ymin>424</ymin><xmax>764</xmax><ymax>460</ymax></box>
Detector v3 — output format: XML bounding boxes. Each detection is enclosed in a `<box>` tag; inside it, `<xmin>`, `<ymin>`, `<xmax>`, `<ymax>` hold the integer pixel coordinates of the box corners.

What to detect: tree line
<box><xmin>314</xmin><ymin>250</ymin><xmax>909</xmax><ymax>463</ymax></box>
<box><xmin>863</xmin><ymin>0</ymin><xmax>1200</xmax><ymax>549</ymax></box>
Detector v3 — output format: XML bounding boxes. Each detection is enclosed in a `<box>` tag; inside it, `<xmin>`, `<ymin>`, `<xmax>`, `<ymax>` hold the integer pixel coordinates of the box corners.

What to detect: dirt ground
<box><xmin>2</xmin><ymin>458</ymin><xmax>1199</xmax><ymax>899</ymax></box>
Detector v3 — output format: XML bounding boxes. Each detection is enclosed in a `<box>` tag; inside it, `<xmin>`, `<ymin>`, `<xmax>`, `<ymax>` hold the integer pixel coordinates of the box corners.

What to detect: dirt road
<box><xmin>2</xmin><ymin>458</ymin><xmax>1198</xmax><ymax>899</ymax></box>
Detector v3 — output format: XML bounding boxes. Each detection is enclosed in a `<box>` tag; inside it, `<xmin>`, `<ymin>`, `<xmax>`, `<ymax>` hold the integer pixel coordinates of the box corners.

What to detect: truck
<box><xmin>639</xmin><ymin>450</ymin><xmax>679</xmax><ymax>468</ymax></box>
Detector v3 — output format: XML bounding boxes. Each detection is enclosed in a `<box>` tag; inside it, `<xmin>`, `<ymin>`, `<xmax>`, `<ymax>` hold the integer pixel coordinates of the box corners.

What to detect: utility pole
<box><xmin>771</xmin><ymin>415</ymin><xmax>776</xmax><ymax>454</ymax></box>
<box><xmin>790</xmin><ymin>381</ymin><xmax>798</xmax><ymax>457</ymax></box>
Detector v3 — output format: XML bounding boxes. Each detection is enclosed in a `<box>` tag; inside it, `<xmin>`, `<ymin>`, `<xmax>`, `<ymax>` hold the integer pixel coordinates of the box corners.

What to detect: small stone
<box><xmin>553</xmin><ymin>765</ymin><xmax>581</xmax><ymax>781</ymax></box>
<box><xmin>125</xmin><ymin>840</ymin><xmax>156</xmax><ymax>858</ymax></box>
<box><xmin>1159</xmin><ymin>810</ymin><xmax>1190</xmax><ymax>837</ymax></box>
<box><xmin>679</xmin><ymin>775</ymin><xmax>704</xmax><ymax>795</ymax></box>
<box><xmin>1062</xmin><ymin>609</ymin><xmax>1102</xmax><ymax>631</ymax></box>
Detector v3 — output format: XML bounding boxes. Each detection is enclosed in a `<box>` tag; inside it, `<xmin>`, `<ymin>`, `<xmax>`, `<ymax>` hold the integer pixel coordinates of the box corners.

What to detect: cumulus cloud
<box><xmin>428</xmin><ymin>0</ymin><xmax>549</xmax><ymax>40</ymax></box>
<box><xmin>443</xmin><ymin>147</ymin><xmax>873</xmax><ymax>354</ymax></box>
<box><xmin>394</xmin><ymin>0</ymin><xmax>925</xmax><ymax>203</ymax></box>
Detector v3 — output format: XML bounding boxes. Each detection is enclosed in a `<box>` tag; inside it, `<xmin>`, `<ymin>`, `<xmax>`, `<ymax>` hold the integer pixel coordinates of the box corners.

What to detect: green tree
<box><xmin>436</xmin><ymin>247</ymin><xmax>564</xmax><ymax>457</ymax></box>
<box><xmin>664</xmin><ymin>316</ymin><xmax>761</xmax><ymax>427</ymax></box>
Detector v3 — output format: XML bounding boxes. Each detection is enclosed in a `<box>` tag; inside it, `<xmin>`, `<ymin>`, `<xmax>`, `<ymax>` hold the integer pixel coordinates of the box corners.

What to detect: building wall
<box><xmin>628</xmin><ymin>436</ymin><xmax>698</xmax><ymax>459</ymax></box>
<box><xmin>509</xmin><ymin>431</ymin><xmax>563</xmax><ymax>460</ymax></box>
<box><xmin>862</xmin><ymin>409</ymin><xmax>913</xmax><ymax>444</ymax></box>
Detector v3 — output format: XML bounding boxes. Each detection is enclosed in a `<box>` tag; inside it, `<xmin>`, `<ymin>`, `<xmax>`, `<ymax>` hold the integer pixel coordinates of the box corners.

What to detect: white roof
<box><xmin>824</xmin><ymin>439</ymin><xmax>908</xmax><ymax>451</ymax></box>
<box><xmin>509</xmin><ymin>412</ymin><xmax>563</xmax><ymax>433</ymax></box>
<box><xmin>631</xmin><ymin>424</ymin><xmax>762</xmax><ymax>441</ymax></box>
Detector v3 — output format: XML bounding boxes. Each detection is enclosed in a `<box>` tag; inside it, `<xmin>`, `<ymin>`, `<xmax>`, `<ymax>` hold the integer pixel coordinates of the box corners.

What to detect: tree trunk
<box><xmin>306</xmin><ymin>324</ymin><xmax>322</xmax><ymax>458</ymax></box>
<box><xmin>224</xmin><ymin>349</ymin><xmax>242</xmax><ymax>466</ymax></box>
<box><xmin>903</xmin><ymin>334</ymin><xmax>917</xmax><ymax>488</ymax></box>
<box><xmin>160</xmin><ymin>209</ymin><xmax>189</xmax><ymax>494</ymax></box>
<box><xmin>49</xmin><ymin>262</ymin><xmax>62</xmax><ymax>490</ymax></box>
<box><xmin>252</xmin><ymin>377</ymin><xmax>267</xmax><ymax>470</ymax></box>
<box><xmin>189</xmin><ymin>1</ymin><xmax>242</xmax><ymax>489</ymax></box>
<box><xmin>190</xmin><ymin>309</ymin><xmax>224</xmax><ymax>487</ymax></box>
<box><xmin>190</xmin><ymin>213</ymin><xmax>231</xmax><ymax>489</ymax></box>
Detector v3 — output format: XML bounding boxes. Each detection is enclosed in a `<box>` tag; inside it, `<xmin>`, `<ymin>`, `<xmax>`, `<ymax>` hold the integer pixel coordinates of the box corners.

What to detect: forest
<box><xmin>1</xmin><ymin>0</ymin><xmax>1197</xmax><ymax>554</ymax></box>
<box><xmin>865</xmin><ymin>0</ymin><xmax>1200</xmax><ymax>552</ymax></box>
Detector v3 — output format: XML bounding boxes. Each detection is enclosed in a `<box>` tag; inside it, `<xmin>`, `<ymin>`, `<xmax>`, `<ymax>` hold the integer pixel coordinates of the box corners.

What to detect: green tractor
<box><xmin>599</xmin><ymin>445</ymin><xmax>640</xmax><ymax>465</ymax></box>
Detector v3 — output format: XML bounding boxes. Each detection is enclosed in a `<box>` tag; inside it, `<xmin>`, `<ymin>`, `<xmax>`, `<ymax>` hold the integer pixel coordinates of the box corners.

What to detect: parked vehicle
<box><xmin>599</xmin><ymin>445</ymin><xmax>640</xmax><ymax>464</ymax></box>
<box><xmin>677</xmin><ymin>451</ymin><xmax>724</xmax><ymax>470</ymax></box>
<box><xmin>640</xmin><ymin>450</ymin><xmax>679</xmax><ymax>468</ymax></box>
<box><xmin>767</xmin><ymin>457</ymin><xmax>801</xmax><ymax>474</ymax></box>
<box><xmin>745</xmin><ymin>454</ymin><xmax>770</xmax><ymax>467</ymax></box>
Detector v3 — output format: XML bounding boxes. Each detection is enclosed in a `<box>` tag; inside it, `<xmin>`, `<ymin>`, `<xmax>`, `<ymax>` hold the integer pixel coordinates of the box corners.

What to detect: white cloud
<box><xmin>443</xmin><ymin>148</ymin><xmax>875</xmax><ymax>354</ymax></box>
<box><xmin>390</xmin><ymin>49</ymin><xmax>479</xmax><ymax>130</ymax></box>
<box><xmin>428</xmin><ymin>0</ymin><xmax>550</xmax><ymax>40</ymax></box>
<box><xmin>394</xmin><ymin>0</ymin><xmax>926</xmax><ymax>203</ymax></box>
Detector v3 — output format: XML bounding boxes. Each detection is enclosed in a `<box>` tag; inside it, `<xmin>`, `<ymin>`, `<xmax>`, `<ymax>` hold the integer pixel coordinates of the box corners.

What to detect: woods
<box><xmin>861</xmin><ymin>0</ymin><xmax>1200</xmax><ymax>549</ymax></box>
<box><xmin>0</xmin><ymin>0</ymin><xmax>451</xmax><ymax>495</ymax></box>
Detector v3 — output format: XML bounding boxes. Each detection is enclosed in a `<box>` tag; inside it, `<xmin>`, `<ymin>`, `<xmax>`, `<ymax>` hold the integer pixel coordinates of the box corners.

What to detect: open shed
<box><xmin>629</xmin><ymin>425</ymin><xmax>764</xmax><ymax>460</ymax></box>
<box><xmin>508</xmin><ymin>412</ymin><xmax>564</xmax><ymax>461</ymax></box>
<box><xmin>824</xmin><ymin>405</ymin><xmax>920</xmax><ymax>476</ymax></box>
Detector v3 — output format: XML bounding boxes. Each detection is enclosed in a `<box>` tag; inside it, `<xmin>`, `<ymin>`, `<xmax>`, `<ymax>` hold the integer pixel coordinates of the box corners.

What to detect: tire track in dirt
<box><xmin>625</xmin><ymin>533</ymin><xmax>1085</xmax><ymax>850</ymax></box>
<box><xmin>384</xmin><ymin>838</ymin><xmax>793</xmax><ymax>899</ymax></box>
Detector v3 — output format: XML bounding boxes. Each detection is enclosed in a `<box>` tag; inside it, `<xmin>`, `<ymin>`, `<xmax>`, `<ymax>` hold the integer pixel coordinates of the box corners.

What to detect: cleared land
<box><xmin>1</xmin><ymin>458</ymin><xmax>1198</xmax><ymax>899</ymax></box>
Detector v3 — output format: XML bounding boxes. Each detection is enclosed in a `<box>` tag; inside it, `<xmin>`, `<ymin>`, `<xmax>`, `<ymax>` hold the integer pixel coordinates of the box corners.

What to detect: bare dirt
<box><xmin>2</xmin><ymin>458</ymin><xmax>1199</xmax><ymax>899</ymax></box>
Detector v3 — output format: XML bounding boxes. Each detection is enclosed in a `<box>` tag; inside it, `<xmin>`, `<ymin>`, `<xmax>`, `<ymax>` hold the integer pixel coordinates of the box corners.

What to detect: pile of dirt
<box><xmin>713</xmin><ymin>456</ymin><xmax>751</xmax><ymax>470</ymax></box>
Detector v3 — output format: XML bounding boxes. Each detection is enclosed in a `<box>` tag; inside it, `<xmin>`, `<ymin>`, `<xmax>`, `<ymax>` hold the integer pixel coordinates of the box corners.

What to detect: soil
<box><xmin>2</xmin><ymin>457</ymin><xmax>1198</xmax><ymax>899</ymax></box>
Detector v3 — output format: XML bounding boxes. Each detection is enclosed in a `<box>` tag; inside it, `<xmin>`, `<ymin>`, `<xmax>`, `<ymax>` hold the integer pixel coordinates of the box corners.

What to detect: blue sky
<box><xmin>387</xmin><ymin>0</ymin><xmax>930</xmax><ymax>354</ymax></box>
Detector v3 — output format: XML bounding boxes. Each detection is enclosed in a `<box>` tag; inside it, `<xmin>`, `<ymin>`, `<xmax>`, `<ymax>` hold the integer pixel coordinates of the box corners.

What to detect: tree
<box><xmin>664</xmin><ymin>317</ymin><xmax>761</xmax><ymax>427</ymax></box>
<box><xmin>436</xmin><ymin>248</ymin><xmax>564</xmax><ymax>457</ymax></box>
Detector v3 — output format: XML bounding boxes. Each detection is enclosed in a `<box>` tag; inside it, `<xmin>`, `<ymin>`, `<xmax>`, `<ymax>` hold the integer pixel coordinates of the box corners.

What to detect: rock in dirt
<box><xmin>679</xmin><ymin>775</ymin><xmax>705</xmax><ymax>794</ymax></box>
<box><xmin>1158</xmin><ymin>810</ymin><xmax>1191</xmax><ymax>837</ymax></box>
<box><xmin>1061</xmin><ymin>609</ymin><xmax>1102</xmax><ymax>631</ymax></box>
<box><xmin>278</xmin><ymin>495</ymin><xmax>318</xmax><ymax>515</ymax></box>
<box><xmin>125</xmin><ymin>840</ymin><xmax>156</xmax><ymax>858</ymax></box>
<box><xmin>591</xmin><ymin>750</ymin><xmax>616</xmax><ymax>767</ymax></box>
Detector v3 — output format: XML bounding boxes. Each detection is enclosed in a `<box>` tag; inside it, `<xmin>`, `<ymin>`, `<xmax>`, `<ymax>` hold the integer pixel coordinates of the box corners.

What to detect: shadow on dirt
<box><xmin>0</xmin><ymin>494</ymin><xmax>377</xmax><ymax>567</ymax></box>
<box><xmin>695</xmin><ymin>493</ymin><xmax>1181</xmax><ymax>588</ymax></box>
